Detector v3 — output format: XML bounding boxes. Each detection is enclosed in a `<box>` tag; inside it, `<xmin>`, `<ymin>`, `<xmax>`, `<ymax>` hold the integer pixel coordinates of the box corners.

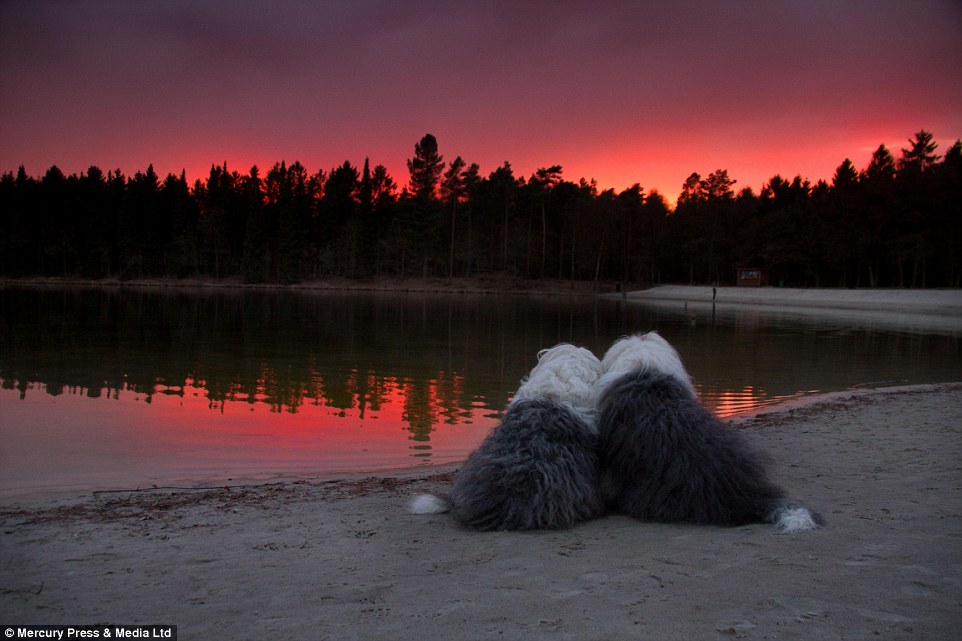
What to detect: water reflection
<box><xmin>1</xmin><ymin>285</ymin><xmax>959</xmax><ymax>497</ymax></box>
<box><xmin>0</xmin><ymin>288</ymin><xmax>520</xmax><ymax>425</ymax></box>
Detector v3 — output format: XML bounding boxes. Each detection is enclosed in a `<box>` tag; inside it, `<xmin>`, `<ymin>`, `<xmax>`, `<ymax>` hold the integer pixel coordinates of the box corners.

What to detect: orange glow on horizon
<box><xmin>3</xmin><ymin>2</ymin><xmax>960</xmax><ymax>216</ymax></box>
<box><xmin>32</xmin><ymin>116</ymin><xmax>959</xmax><ymax>214</ymax></box>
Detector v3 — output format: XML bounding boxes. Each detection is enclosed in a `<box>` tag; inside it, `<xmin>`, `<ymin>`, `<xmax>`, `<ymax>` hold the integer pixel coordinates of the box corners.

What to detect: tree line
<box><xmin>2</xmin><ymin>130</ymin><xmax>959</xmax><ymax>288</ymax></box>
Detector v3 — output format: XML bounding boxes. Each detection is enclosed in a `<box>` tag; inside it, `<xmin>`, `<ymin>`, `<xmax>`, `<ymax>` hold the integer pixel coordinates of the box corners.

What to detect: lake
<box><xmin>1</xmin><ymin>285</ymin><xmax>960</xmax><ymax>498</ymax></box>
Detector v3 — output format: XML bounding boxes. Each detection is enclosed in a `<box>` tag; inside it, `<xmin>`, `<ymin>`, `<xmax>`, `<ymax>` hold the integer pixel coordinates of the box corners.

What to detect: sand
<box><xmin>2</xmin><ymin>383</ymin><xmax>960</xmax><ymax>640</ymax></box>
<box><xmin>625</xmin><ymin>285</ymin><xmax>962</xmax><ymax>311</ymax></box>
<box><xmin>620</xmin><ymin>286</ymin><xmax>962</xmax><ymax>334</ymax></box>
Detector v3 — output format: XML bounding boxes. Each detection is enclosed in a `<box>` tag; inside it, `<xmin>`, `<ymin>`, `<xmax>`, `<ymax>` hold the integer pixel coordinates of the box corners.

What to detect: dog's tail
<box><xmin>409</xmin><ymin>493</ymin><xmax>451</xmax><ymax>515</ymax></box>
<box><xmin>766</xmin><ymin>500</ymin><xmax>825</xmax><ymax>533</ymax></box>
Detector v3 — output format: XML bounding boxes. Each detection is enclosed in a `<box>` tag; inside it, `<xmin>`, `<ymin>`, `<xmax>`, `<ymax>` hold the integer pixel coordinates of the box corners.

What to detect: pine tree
<box><xmin>407</xmin><ymin>134</ymin><xmax>444</xmax><ymax>200</ymax></box>
<box><xmin>898</xmin><ymin>130</ymin><xmax>941</xmax><ymax>174</ymax></box>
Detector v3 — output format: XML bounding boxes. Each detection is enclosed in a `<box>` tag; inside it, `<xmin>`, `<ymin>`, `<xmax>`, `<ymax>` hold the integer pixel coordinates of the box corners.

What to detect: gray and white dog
<box><xmin>596</xmin><ymin>332</ymin><xmax>824</xmax><ymax>532</ymax></box>
<box><xmin>410</xmin><ymin>343</ymin><xmax>607</xmax><ymax>530</ymax></box>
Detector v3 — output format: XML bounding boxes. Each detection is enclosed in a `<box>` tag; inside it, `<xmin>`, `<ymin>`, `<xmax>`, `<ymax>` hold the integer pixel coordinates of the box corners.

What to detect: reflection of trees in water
<box><xmin>0</xmin><ymin>287</ymin><xmax>620</xmax><ymax>432</ymax></box>
<box><xmin>7</xmin><ymin>286</ymin><xmax>957</xmax><ymax>425</ymax></box>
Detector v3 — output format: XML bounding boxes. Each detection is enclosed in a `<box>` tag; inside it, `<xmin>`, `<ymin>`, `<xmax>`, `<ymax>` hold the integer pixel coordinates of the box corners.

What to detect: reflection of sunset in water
<box><xmin>3</xmin><ymin>286</ymin><xmax>960</xmax><ymax>499</ymax></box>
<box><xmin>0</xmin><ymin>375</ymin><xmax>500</xmax><ymax>499</ymax></box>
<box><xmin>183</xmin><ymin>367</ymin><xmax>479</xmax><ymax>432</ymax></box>
<box><xmin>0</xmin><ymin>375</ymin><xmax>814</xmax><ymax>498</ymax></box>
<box><xmin>700</xmin><ymin>384</ymin><xmax>822</xmax><ymax>419</ymax></box>
<box><xmin>703</xmin><ymin>385</ymin><xmax>767</xmax><ymax>418</ymax></box>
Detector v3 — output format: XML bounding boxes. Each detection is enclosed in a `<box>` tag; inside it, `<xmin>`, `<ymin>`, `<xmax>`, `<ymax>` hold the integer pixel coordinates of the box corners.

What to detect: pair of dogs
<box><xmin>411</xmin><ymin>332</ymin><xmax>823</xmax><ymax>533</ymax></box>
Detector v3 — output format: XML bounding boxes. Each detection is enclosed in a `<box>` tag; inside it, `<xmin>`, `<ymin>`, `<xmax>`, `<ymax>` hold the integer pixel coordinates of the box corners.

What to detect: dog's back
<box><xmin>448</xmin><ymin>398</ymin><xmax>606</xmax><ymax>530</ymax></box>
<box><xmin>598</xmin><ymin>370</ymin><xmax>786</xmax><ymax>526</ymax></box>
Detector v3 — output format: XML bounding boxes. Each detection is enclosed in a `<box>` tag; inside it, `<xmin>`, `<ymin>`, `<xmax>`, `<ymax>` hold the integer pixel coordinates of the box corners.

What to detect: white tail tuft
<box><xmin>771</xmin><ymin>505</ymin><xmax>821</xmax><ymax>533</ymax></box>
<box><xmin>409</xmin><ymin>494</ymin><xmax>451</xmax><ymax>514</ymax></box>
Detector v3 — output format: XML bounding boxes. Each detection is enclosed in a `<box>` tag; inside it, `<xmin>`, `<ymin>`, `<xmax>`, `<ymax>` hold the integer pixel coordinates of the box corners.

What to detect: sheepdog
<box><xmin>409</xmin><ymin>343</ymin><xmax>607</xmax><ymax>530</ymax></box>
<box><xmin>596</xmin><ymin>332</ymin><xmax>824</xmax><ymax>533</ymax></box>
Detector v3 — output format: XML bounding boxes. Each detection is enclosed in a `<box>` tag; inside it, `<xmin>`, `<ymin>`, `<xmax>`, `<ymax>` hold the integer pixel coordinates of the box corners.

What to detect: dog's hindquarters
<box><xmin>598</xmin><ymin>370</ymin><xmax>822</xmax><ymax>530</ymax></box>
<box><xmin>446</xmin><ymin>398</ymin><xmax>605</xmax><ymax>531</ymax></box>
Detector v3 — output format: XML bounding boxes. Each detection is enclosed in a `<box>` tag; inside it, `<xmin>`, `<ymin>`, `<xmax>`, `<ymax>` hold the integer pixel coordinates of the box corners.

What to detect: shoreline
<box><xmin>5</xmin><ymin>276</ymin><xmax>962</xmax><ymax>308</ymax></box>
<box><xmin>621</xmin><ymin>284</ymin><xmax>962</xmax><ymax>315</ymax></box>
<box><xmin>0</xmin><ymin>275</ymin><xmax>609</xmax><ymax>297</ymax></box>
<box><xmin>2</xmin><ymin>383</ymin><xmax>960</xmax><ymax>639</ymax></box>
<box><xmin>620</xmin><ymin>285</ymin><xmax>962</xmax><ymax>334</ymax></box>
<box><xmin>0</xmin><ymin>383</ymin><xmax>951</xmax><ymax>507</ymax></box>
<box><xmin>0</xmin><ymin>384</ymin><xmax>951</xmax><ymax>507</ymax></box>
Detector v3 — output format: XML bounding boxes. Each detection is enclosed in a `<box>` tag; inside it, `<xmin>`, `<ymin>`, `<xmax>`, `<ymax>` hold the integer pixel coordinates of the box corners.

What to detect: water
<box><xmin>1</xmin><ymin>285</ymin><xmax>960</xmax><ymax>498</ymax></box>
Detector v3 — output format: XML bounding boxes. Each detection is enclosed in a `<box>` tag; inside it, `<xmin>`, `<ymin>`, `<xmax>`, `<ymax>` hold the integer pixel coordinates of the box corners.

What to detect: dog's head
<box><xmin>511</xmin><ymin>343</ymin><xmax>604</xmax><ymax>415</ymax></box>
<box><xmin>597</xmin><ymin>332</ymin><xmax>696</xmax><ymax>399</ymax></box>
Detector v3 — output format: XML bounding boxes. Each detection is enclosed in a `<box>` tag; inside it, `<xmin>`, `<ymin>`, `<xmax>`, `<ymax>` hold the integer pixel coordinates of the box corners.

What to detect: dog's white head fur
<box><xmin>510</xmin><ymin>343</ymin><xmax>604</xmax><ymax>419</ymax></box>
<box><xmin>597</xmin><ymin>332</ymin><xmax>697</xmax><ymax>399</ymax></box>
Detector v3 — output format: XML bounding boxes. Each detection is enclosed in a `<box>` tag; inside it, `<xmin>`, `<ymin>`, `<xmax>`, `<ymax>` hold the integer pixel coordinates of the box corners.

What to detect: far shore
<box><xmin>7</xmin><ymin>277</ymin><xmax>961</xmax><ymax>333</ymax></box>
<box><xmin>0</xmin><ymin>275</ymin><xmax>610</xmax><ymax>296</ymax></box>
<box><xmin>4</xmin><ymin>275</ymin><xmax>962</xmax><ymax>309</ymax></box>
<box><xmin>621</xmin><ymin>284</ymin><xmax>962</xmax><ymax>315</ymax></box>
<box><xmin>617</xmin><ymin>284</ymin><xmax>962</xmax><ymax>333</ymax></box>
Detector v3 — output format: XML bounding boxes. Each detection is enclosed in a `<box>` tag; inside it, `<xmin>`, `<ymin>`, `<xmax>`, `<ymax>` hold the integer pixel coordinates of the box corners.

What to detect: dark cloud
<box><xmin>1</xmin><ymin>0</ymin><xmax>959</xmax><ymax>198</ymax></box>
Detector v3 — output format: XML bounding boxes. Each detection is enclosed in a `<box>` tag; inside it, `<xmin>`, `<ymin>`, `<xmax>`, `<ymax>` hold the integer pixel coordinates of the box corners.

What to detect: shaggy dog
<box><xmin>597</xmin><ymin>333</ymin><xmax>823</xmax><ymax>532</ymax></box>
<box><xmin>409</xmin><ymin>343</ymin><xmax>607</xmax><ymax>530</ymax></box>
<box><xmin>596</xmin><ymin>331</ymin><xmax>697</xmax><ymax>401</ymax></box>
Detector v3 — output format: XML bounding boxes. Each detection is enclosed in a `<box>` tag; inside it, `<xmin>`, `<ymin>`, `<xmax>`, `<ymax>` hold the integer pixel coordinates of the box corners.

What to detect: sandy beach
<box><xmin>624</xmin><ymin>285</ymin><xmax>962</xmax><ymax>312</ymax></box>
<box><xmin>620</xmin><ymin>286</ymin><xmax>962</xmax><ymax>333</ymax></box>
<box><xmin>2</xmin><ymin>383</ymin><xmax>960</xmax><ymax>640</ymax></box>
<box><xmin>624</xmin><ymin>285</ymin><xmax>962</xmax><ymax>324</ymax></box>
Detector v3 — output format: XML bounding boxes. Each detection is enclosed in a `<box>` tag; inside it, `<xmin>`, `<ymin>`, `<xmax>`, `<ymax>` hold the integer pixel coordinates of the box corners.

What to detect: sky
<box><xmin>1</xmin><ymin>0</ymin><xmax>960</xmax><ymax>204</ymax></box>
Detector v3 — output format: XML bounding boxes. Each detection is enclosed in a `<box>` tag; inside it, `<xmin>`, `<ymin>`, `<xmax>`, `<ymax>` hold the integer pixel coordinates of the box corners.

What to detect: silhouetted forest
<box><xmin>2</xmin><ymin>130</ymin><xmax>960</xmax><ymax>287</ymax></box>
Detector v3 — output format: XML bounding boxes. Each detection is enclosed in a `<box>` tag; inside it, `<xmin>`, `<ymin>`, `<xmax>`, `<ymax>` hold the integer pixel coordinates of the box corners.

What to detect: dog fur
<box><xmin>596</xmin><ymin>331</ymin><xmax>697</xmax><ymax>401</ymax></box>
<box><xmin>409</xmin><ymin>343</ymin><xmax>606</xmax><ymax>530</ymax></box>
<box><xmin>597</xmin><ymin>333</ymin><xmax>823</xmax><ymax>532</ymax></box>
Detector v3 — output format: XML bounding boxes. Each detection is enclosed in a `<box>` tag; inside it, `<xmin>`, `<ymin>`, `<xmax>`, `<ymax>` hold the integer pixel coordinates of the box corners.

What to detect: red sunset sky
<box><xmin>1</xmin><ymin>0</ymin><xmax>960</xmax><ymax>204</ymax></box>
